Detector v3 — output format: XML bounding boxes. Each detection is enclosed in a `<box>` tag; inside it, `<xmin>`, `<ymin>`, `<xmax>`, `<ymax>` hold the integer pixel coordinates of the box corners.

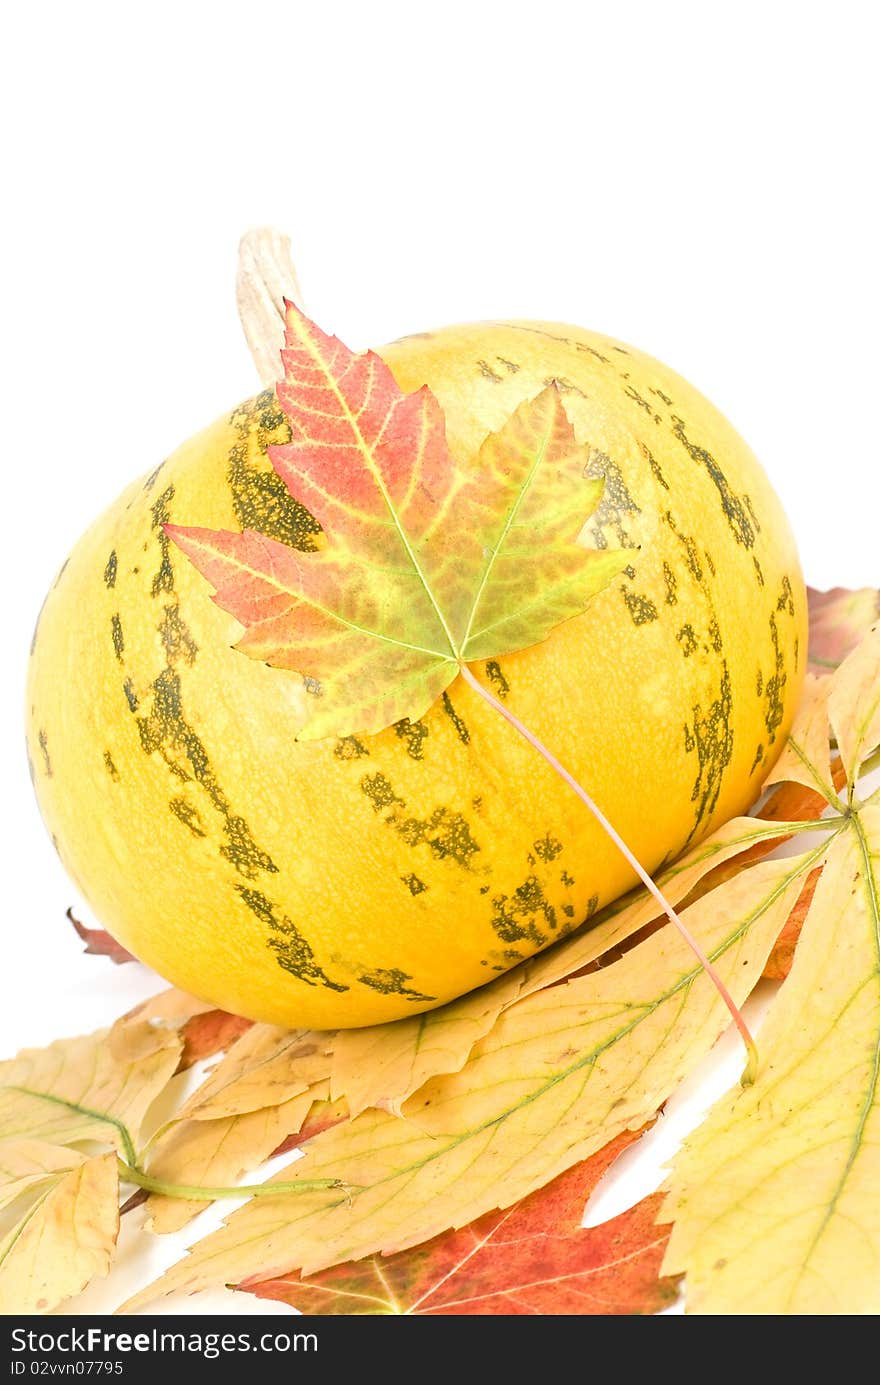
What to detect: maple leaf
<box><xmin>66</xmin><ymin>907</ymin><xmax>135</xmax><ymax>964</ymax></box>
<box><xmin>15</xmin><ymin>581</ymin><xmax>875</xmax><ymax>1314</ymax></box>
<box><xmin>142</xmin><ymin>1023</ymin><xmax>334</xmax><ymax>1233</ymax></box>
<box><xmin>661</xmin><ymin>622</ymin><xmax>880</xmax><ymax>1314</ymax></box>
<box><xmin>330</xmin><ymin>968</ymin><xmax>525</xmax><ymax>1118</ymax></box>
<box><xmin>122</xmin><ymin>987</ymin><xmax>220</xmax><ymax>1026</ymax></box>
<box><xmin>178</xmin><ymin>1010</ymin><xmax>253</xmax><ymax>1070</ymax></box>
<box><xmin>122</xmin><ymin>841</ymin><xmax>815</xmax><ymax>1309</ymax></box>
<box><xmin>172</xmin><ymin>1023</ymin><xmax>333</xmax><ymax>1122</ymax></box>
<box><xmin>168</xmin><ymin>302</ymin><xmax>765</xmax><ymax>1068</ymax></box>
<box><xmin>243</xmin><ymin>1130</ymin><xmax>679</xmax><ymax>1316</ymax></box>
<box><xmin>0</xmin><ymin>1149</ymin><xmax>119</xmax><ymax>1314</ymax></box>
<box><xmin>119</xmin><ymin>987</ymin><xmax>252</xmax><ymax>1068</ymax></box>
<box><xmin>808</xmin><ymin>584</ymin><xmax>879</xmax><ymax>674</ymax></box>
<box><xmin>0</xmin><ymin>1020</ymin><xmax>181</xmax><ymax>1157</ymax></box>
<box><xmin>145</xmin><ymin>1086</ymin><xmax>328</xmax><ymax>1235</ymax></box>
<box><xmin>122</xmin><ymin>597</ymin><xmax>870</xmax><ymax>1312</ymax></box>
<box><xmin>0</xmin><ymin>1139</ymin><xmax>88</xmax><ymax>1215</ymax></box>
<box><xmin>761</xmin><ymin>865</ymin><xmax>822</xmax><ymax>982</ymax></box>
<box><xmin>168</xmin><ymin>304</ymin><xmax>628</xmax><ymax>738</ymax></box>
<box><xmin>0</xmin><ymin>1021</ymin><xmax>181</xmax><ymax>1312</ymax></box>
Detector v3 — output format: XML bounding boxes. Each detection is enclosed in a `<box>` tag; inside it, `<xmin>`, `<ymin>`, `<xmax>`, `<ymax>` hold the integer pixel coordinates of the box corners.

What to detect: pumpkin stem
<box><xmin>457</xmin><ymin>660</ymin><xmax>760</xmax><ymax>1085</ymax></box>
<box><xmin>236</xmin><ymin>226</ymin><xmax>304</xmax><ymax>386</ymax></box>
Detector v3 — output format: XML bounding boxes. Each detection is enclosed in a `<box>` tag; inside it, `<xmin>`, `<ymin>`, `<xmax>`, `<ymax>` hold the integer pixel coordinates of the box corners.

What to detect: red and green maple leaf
<box><xmin>169</xmin><ymin>303</ymin><xmax>627</xmax><ymax>739</ymax></box>
<box><xmin>169</xmin><ymin>302</ymin><xmax>760</xmax><ymax>1061</ymax></box>
<box><xmin>241</xmin><ymin>1130</ymin><xmax>679</xmax><ymax>1316</ymax></box>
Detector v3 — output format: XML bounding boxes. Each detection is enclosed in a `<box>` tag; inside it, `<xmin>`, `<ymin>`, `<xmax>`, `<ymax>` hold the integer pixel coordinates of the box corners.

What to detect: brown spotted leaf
<box><xmin>243</xmin><ymin>1130</ymin><xmax>678</xmax><ymax>1315</ymax></box>
<box><xmin>169</xmin><ymin>304</ymin><xmax>628</xmax><ymax>738</ymax></box>
<box><xmin>173</xmin><ymin>1024</ymin><xmax>334</xmax><ymax>1122</ymax></box>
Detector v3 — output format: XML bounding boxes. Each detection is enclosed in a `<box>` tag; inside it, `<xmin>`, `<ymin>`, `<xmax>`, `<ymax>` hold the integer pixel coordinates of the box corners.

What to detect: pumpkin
<box><xmin>25</xmin><ymin>316</ymin><xmax>806</xmax><ymax>1028</ymax></box>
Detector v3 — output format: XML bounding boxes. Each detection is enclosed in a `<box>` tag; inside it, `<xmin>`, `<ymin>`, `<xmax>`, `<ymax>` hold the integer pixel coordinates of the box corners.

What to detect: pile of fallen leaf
<box><xmin>1</xmin><ymin>585</ymin><xmax>877</xmax><ymax>1316</ymax></box>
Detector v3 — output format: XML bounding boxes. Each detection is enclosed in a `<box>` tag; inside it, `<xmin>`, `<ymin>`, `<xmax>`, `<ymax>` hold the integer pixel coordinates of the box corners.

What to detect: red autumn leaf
<box><xmin>179</xmin><ymin>1011</ymin><xmax>253</xmax><ymax>1070</ymax></box>
<box><xmin>807</xmin><ymin>584</ymin><xmax>879</xmax><ymax>675</ymax></box>
<box><xmin>169</xmin><ymin>302</ymin><xmax>627</xmax><ymax>740</ymax></box>
<box><xmin>242</xmin><ymin>1129</ymin><xmax>679</xmax><ymax>1316</ymax></box>
<box><xmin>756</xmin><ymin>778</ymin><xmax>832</xmax><ymax>827</ymax></box>
<box><xmin>763</xmin><ymin>866</ymin><xmax>823</xmax><ymax>982</ymax></box>
<box><xmin>272</xmin><ymin>1095</ymin><xmax>349</xmax><ymax>1157</ymax></box>
<box><xmin>755</xmin><ymin>787</ymin><xmax>828</xmax><ymax>982</ymax></box>
<box><xmin>66</xmin><ymin>908</ymin><xmax>135</xmax><ymax>965</ymax></box>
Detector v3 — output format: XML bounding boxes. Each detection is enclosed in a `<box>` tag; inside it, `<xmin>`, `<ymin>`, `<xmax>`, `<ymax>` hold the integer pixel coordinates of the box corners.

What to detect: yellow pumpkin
<box><xmin>25</xmin><ymin>319</ymin><xmax>806</xmax><ymax>1028</ymax></box>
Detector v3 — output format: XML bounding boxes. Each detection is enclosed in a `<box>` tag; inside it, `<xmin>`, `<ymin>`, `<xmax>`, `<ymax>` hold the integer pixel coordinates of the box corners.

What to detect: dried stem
<box><xmin>236</xmin><ymin>227</ymin><xmax>304</xmax><ymax>386</ymax></box>
<box><xmin>458</xmin><ymin>661</ymin><xmax>759</xmax><ymax>1085</ymax></box>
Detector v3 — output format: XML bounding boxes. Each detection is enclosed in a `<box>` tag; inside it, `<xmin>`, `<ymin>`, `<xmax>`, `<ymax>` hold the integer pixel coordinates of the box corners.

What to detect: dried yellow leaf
<box><xmin>330</xmin><ymin>971</ymin><xmax>523</xmax><ymax>1117</ymax></box>
<box><xmin>662</xmin><ymin>627</ymin><xmax>880</xmax><ymax>1314</ymax></box>
<box><xmin>174</xmin><ymin>1024</ymin><xmax>333</xmax><ymax>1122</ymax></box>
<box><xmin>146</xmin><ymin>1083</ymin><xmax>328</xmax><ymax>1234</ymax></box>
<box><xmin>123</xmin><ymin>849</ymin><xmax>815</xmax><ymax>1308</ymax></box>
<box><xmin>0</xmin><ymin>1152</ymin><xmax>119</xmax><ymax>1314</ymax></box>
<box><xmin>0</xmin><ymin>1022</ymin><xmax>182</xmax><ymax>1159</ymax></box>
<box><xmin>0</xmin><ymin>1139</ymin><xmax>84</xmax><ymax>1213</ymax></box>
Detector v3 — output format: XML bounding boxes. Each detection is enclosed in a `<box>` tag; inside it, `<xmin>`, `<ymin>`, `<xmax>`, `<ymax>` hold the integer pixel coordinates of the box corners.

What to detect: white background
<box><xmin>1</xmin><ymin>1</ymin><xmax>878</xmax><ymax>1317</ymax></box>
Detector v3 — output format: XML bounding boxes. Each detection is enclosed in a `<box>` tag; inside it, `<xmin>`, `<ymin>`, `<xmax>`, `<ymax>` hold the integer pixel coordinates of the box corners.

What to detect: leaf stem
<box><xmin>857</xmin><ymin>743</ymin><xmax>880</xmax><ymax>786</ymax></box>
<box><xmin>117</xmin><ymin>1161</ymin><xmax>348</xmax><ymax>1201</ymax></box>
<box><xmin>458</xmin><ymin>661</ymin><xmax>760</xmax><ymax>1085</ymax></box>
